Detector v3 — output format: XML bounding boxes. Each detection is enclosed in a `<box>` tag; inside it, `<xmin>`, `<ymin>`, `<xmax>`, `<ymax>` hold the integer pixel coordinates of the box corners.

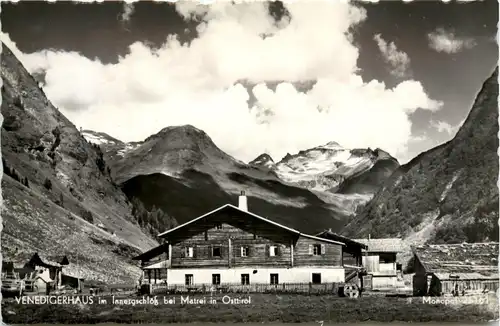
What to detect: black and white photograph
<box><xmin>0</xmin><ymin>0</ymin><xmax>498</xmax><ymax>324</ymax></box>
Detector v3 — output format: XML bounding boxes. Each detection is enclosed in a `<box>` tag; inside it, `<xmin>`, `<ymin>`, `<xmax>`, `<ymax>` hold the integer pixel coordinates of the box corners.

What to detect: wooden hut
<box><xmin>411</xmin><ymin>242</ymin><xmax>499</xmax><ymax>296</ymax></box>
<box><xmin>353</xmin><ymin>237</ymin><xmax>405</xmax><ymax>289</ymax></box>
<box><xmin>61</xmin><ymin>265</ymin><xmax>85</xmax><ymax>293</ymax></box>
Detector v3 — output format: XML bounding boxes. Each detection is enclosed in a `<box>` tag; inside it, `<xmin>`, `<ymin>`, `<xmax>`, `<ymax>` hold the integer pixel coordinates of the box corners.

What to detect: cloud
<box><xmin>373</xmin><ymin>34</ymin><xmax>411</xmax><ymax>77</ymax></box>
<box><xmin>120</xmin><ymin>2</ymin><xmax>136</xmax><ymax>24</ymax></box>
<box><xmin>427</xmin><ymin>28</ymin><xmax>476</xmax><ymax>54</ymax></box>
<box><xmin>430</xmin><ymin>118</ymin><xmax>464</xmax><ymax>136</ymax></box>
<box><xmin>1</xmin><ymin>1</ymin><xmax>442</xmax><ymax>163</ymax></box>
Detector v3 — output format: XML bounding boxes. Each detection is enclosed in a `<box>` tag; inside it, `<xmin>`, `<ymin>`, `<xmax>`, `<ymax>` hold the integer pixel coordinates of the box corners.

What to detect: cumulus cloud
<box><xmin>427</xmin><ymin>28</ymin><xmax>476</xmax><ymax>54</ymax></box>
<box><xmin>373</xmin><ymin>33</ymin><xmax>411</xmax><ymax>77</ymax></box>
<box><xmin>1</xmin><ymin>1</ymin><xmax>442</xmax><ymax>163</ymax></box>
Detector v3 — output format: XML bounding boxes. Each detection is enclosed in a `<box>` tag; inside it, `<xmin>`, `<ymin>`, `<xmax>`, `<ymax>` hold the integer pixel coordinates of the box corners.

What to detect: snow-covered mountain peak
<box><xmin>249</xmin><ymin>153</ymin><xmax>275</xmax><ymax>168</ymax></box>
<box><xmin>317</xmin><ymin>141</ymin><xmax>344</xmax><ymax>151</ymax></box>
<box><xmin>273</xmin><ymin>141</ymin><xmax>398</xmax><ymax>194</ymax></box>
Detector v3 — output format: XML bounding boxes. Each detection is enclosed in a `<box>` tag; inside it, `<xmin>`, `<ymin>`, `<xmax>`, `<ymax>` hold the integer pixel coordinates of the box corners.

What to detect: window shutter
<box><xmin>321</xmin><ymin>244</ymin><xmax>326</xmax><ymax>255</ymax></box>
<box><xmin>266</xmin><ymin>244</ymin><xmax>270</xmax><ymax>257</ymax></box>
<box><xmin>247</xmin><ymin>247</ymin><xmax>251</xmax><ymax>257</ymax></box>
<box><xmin>193</xmin><ymin>246</ymin><xmax>197</xmax><ymax>258</ymax></box>
<box><xmin>240</xmin><ymin>247</ymin><xmax>244</xmax><ymax>257</ymax></box>
<box><xmin>276</xmin><ymin>245</ymin><xmax>281</xmax><ymax>256</ymax></box>
<box><xmin>210</xmin><ymin>245</ymin><xmax>213</xmax><ymax>258</ymax></box>
<box><xmin>309</xmin><ymin>244</ymin><xmax>313</xmax><ymax>255</ymax></box>
<box><xmin>181</xmin><ymin>247</ymin><xmax>186</xmax><ymax>258</ymax></box>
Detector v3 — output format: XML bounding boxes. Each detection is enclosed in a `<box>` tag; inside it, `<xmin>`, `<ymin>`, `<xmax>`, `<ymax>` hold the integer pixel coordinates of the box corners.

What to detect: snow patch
<box><xmin>313</xmin><ymin>191</ymin><xmax>373</xmax><ymax>216</ymax></box>
<box><xmin>82</xmin><ymin>132</ymin><xmax>112</xmax><ymax>145</ymax></box>
<box><xmin>318</xmin><ymin>141</ymin><xmax>344</xmax><ymax>150</ymax></box>
<box><xmin>117</xmin><ymin>143</ymin><xmax>140</xmax><ymax>157</ymax></box>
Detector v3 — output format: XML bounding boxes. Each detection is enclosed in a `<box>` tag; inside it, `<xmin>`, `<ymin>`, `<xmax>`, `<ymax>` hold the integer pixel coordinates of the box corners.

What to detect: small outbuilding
<box><xmin>411</xmin><ymin>242</ymin><xmax>499</xmax><ymax>296</ymax></box>
<box><xmin>61</xmin><ymin>265</ymin><xmax>85</xmax><ymax>292</ymax></box>
<box><xmin>353</xmin><ymin>237</ymin><xmax>405</xmax><ymax>289</ymax></box>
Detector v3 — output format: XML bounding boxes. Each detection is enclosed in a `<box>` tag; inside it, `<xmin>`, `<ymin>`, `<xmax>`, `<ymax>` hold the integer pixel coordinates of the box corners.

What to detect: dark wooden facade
<box><xmin>135</xmin><ymin>204</ymin><xmax>344</xmax><ymax>275</ymax></box>
<box><xmin>315</xmin><ymin>230</ymin><xmax>366</xmax><ymax>267</ymax></box>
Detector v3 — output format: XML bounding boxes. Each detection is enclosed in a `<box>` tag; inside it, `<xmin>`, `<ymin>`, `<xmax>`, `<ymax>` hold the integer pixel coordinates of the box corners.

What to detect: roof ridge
<box><xmin>157</xmin><ymin>203</ymin><xmax>345</xmax><ymax>246</ymax></box>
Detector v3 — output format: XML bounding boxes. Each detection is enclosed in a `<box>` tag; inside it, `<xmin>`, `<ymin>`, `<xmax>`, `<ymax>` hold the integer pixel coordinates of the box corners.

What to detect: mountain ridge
<box><xmin>342</xmin><ymin>66</ymin><xmax>499</xmax><ymax>246</ymax></box>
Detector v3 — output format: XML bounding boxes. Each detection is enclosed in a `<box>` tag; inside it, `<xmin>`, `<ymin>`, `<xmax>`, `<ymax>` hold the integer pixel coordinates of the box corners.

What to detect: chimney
<box><xmin>368</xmin><ymin>234</ymin><xmax>371</xmax><ymax>240</ymax></box>
<box><xmin>238</xmin><ymin>191</ymin><xmax>248</xmax><ymax>211</ymax></box>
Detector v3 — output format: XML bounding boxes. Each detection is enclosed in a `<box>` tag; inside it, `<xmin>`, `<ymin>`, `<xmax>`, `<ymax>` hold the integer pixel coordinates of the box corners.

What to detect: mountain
<box><xmin>249</xmin><ymin>142</ymin><xmax>400</xmax><ymax>215</ymax></box>
<box><xmin>343</xmin><ymin>66</ymin><xmax>499</xmax><ymax>246</ymax></box>
<box><xmin>88</xmin><ymin>126</ymin><xmax>361</xmax><ymax>235</ymax></box>
<box><xmin>249</xmin><ymin>153</ymin><xmax>275</xmax><ymax>169</ymax></box>
<box><xmin>1</xmin><ymin>43</ymin><xmax>157</xmax><ymax>284</ymax></box>
<box><xmin>85</xmin><ymin>121</ymin><xmax>399</xmax><ymax>235</ymax></box>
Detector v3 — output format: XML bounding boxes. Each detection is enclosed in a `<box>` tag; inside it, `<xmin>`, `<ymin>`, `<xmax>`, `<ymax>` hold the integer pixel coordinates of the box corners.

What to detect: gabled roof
<box><xmin>157</xmin><ymin>204</ymin><xmax>344</xmax><ymax>246</ymax></box>
<box><xmin>133</xmin><ymin>243</ymin><xmax>169</xmax><ymax>261</ymax></box>
<box><xmin>316</xmin><ymin>230</ymin><xmax>368</xmax><ymax>249</ymax></box>
<box><xmin>27</xmin><ymin>253</ymin><xmax>62</xmax><ymax>268</ymax></box>
<box><xmin>412</xmin><ymin>242</ymin><xmax>499</xmax><ymax>275</ymax></box>
<box><xmin>35</xmin><ymin>273</ymin><xmax>54</xmax><ymax>283</ymax></box>
<box><xmin>135</xmin><ymin>204</ymin><xmax>345</xmax><ymax>261</ymax></box>
<box><xmin>353</xmin><ymin>238</ymin><xmax>404</xmax><ymax>253</ymax></box>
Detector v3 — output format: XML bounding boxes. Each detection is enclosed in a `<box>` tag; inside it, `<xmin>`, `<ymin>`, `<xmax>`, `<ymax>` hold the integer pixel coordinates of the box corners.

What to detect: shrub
<box><xmin>44</xmin><ymin>178</ymin><xmax>52</xmax><ymax>190</ymax></box>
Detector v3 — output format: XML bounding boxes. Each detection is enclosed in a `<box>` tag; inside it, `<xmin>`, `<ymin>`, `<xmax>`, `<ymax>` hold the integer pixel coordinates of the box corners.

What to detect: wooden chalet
<box><xmin>352</xmin><ymin>237</ymin><xmax>405</xmax><ymax>290</ymax></box>
<box><xmin>24</xmin><ymin>253</ymin><xmax>64</xmax><ymax>290</ymax></box>
<box><xmin>315</xmin><ymin>229</ymin><xmax>368</xmax><ymax>285</ymax></box>
<box><xmin>411</xmin><ymin>242</ymin><xmax>499</xmax><ymax>296</ymax></box>
<box><xmin>134</xmin><ymin>192</ymin><xmax>353</xmax><ymax>288</ymax></box>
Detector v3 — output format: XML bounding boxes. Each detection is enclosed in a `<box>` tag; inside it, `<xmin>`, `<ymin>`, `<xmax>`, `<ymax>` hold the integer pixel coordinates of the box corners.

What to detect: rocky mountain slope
<box><xmin>1</xmin><ymin>43</ymin><xmax>157</xmax><ymax>284</ymax></box>
<box><xmin>343</xmin><ymin>66</ymin><xmax>499</xmax><ymax>245</ymax></box>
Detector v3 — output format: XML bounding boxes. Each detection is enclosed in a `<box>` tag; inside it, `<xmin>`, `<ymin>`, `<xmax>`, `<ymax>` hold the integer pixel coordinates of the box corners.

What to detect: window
<box><xmin>270</xmin><ymin>273</ymin><xmax>279</xmax><ymax>285</ymax></box>
<box><xmin>212</xmin><ymin>246</ymin><xmax>221</xmax><ymax>257</ymax></box>
<box><xmin>241</xmin><ymin>246</ymin><xmax>250</xmax><ymax>257</ymax></box>
<box><xmin>269</xmin><ymin>246</ymin><xmax>277</xmax><ymax>257</ymax></box>
<box><xmin>185</xmin><ymin>274</ymin><xmax>194</xmax><ymax>286</ymax></box>
<box><xmin>313</xmin><ymin>244</ymin><xmax>322</xmax><ymax>255</ymax></box>
<box><xmin>215</xmin><ymin>223</ymin><xmax>223</xmax><ymax>230</ymax></box>
<box><xmin>241</xmin><ymin>274</ymin><xmax>250</xmax><ymax>285</ymax></box>
<box><xmin>184</xmin><ymin>247</ymin><xmax>194</xmax><ymax>258</ymax></box>
<box><xmin>212</xmin><ymin>274</ymin><xmax>221</xmax><ymax>285</ymax></box>
<box><xmin>312</xmin><ymin>273</ymin><xmax>322</xmax><ymax>284</ymax></box>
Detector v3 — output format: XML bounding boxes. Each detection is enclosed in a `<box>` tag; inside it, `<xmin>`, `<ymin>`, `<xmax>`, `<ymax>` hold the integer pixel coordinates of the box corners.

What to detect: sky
<box><xmin>1</xmin><ymin>0</ymin><xmax>498</xmax><ymax>164</ymax></box>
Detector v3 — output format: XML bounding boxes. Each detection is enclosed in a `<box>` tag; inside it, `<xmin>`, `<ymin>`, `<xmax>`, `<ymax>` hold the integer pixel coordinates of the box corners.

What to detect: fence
<box><xmin>147</xmin><ymin>282</ymin><xmax>341</xmax><ymax>295</ymax></box>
